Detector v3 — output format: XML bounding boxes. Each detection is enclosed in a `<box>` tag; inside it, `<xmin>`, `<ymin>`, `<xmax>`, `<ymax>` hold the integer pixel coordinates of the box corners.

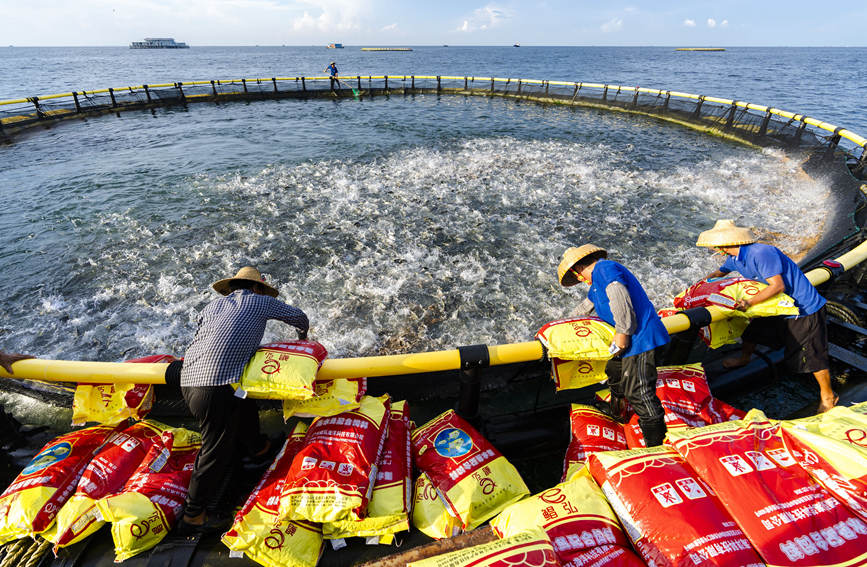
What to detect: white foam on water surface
<box><xmin>2</xmin><ymin>137</ymin><xmax>833</xmax><ymax>361</ymax></box>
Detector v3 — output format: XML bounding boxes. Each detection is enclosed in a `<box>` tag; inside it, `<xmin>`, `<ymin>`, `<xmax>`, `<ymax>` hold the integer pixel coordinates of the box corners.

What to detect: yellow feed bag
<box><xmin>535</xmin><ymin>317</ymin><xmax>615</xmax><ymax>360</ymax></box>
<box><xmin>235</xmin><ymin>341</ymin><xmax>328</xmax><ymax>400</ymax></box>
<box><xmin>322</xmin><ymin>400</ymin><xmax>412</xmax><ymax>544</ymax></box>
<box><xmin>282</xmin><ymin>377</ymin><xmax>367</xmax><ymax>420</ymax></box>
<box><xmin>72</xmin><ymin>383</ymin><xmax>154</xmax><ymax>426</ymax></box>
<box><xmin>411</xmin><ymin>473</ymin><xmax>463</xmax><ymax>540</ymax></box>
<box><xmin>491</xmin><ymin>467</ymin><xmax>631</xmax><ymax>565</ymax></box>
<box><xmin>407</xmin><ymin>528</ymin><xmax>560</xmax><ymax>567</ymax></box>
<box><xmin>549</xmin><ymin>358</ymin><xmax>609</xmax><ymax>391</ymax></box>
<box><xmin>780</xmin><ymin>404</ymin><xmax>867</xmax><ymax>522</ymax></box>
<box><xmin>699</xmin><ymin>317</ymin><xmax>751</xmax><ymax>349</ymax></box>
<box><xmin>412</xmin><ymin>410</ymin><xmax>529</xmax><ymax>531</ymax></box>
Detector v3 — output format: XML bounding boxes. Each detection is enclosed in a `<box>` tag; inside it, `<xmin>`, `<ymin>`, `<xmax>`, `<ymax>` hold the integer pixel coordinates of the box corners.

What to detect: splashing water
<box><xmin>0</xmin><ymin>98</ymin><xmax>831</xmax><ymax>362</ymax></box>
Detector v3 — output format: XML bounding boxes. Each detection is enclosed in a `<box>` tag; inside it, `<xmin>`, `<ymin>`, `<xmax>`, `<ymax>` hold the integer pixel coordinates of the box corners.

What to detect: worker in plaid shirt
<box><xmin>178</xmin><ymin>266</ymin><xmax>308</xmax><ymax>534</ymax></box>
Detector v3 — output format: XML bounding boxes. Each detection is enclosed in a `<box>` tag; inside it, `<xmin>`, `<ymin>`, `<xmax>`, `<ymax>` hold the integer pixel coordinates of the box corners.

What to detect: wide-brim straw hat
<box><xmin>558</xmin><ymin>244</ymin><xmax>607</xmax><ymax>286</ymax></box>
<box><xmin>212</xmin><ymin>266</ymin><xmax>279</xmax><ymax>297</ymax></box>
<box><xmin>696</xmin><ymin>219</ymin><xmax>756</xmax><ymax>248</ymax></box>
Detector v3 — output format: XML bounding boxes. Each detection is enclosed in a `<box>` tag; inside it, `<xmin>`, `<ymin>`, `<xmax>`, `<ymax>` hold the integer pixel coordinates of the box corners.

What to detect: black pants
<box><xmin>181</xmin><ymin>385</ymin><xmax>265</xmax><ymax>517</ymax></box>
<box><xmin>606</xmin><ymin>349</ymin><xmax>666</xmax><ymax>445</ymax></box>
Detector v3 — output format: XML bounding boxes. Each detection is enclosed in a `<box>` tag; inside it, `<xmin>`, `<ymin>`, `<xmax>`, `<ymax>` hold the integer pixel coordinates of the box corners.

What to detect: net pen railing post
<box><xmin>2</xmin><ymin>74</ymin><xmax>866</xmax><ymax>165</ymax></box>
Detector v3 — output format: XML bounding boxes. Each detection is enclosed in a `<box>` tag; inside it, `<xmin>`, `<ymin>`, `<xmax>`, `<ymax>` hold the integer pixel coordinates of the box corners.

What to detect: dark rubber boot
<box><xmin>639</xmin><ymin>416</ymin><xmax>667</xmax><ymax>447</ymax></box>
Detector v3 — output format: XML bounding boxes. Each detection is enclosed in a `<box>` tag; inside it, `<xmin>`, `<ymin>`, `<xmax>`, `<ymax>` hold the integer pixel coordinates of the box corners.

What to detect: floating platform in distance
<box><xmin>130</xmin><ymin>38</ymin><xmax>189</xmax><ymax>49</ymax></box>
<box><xmin>361</xmin><ymin>47</ymin><xmax>413</xmax><ymax>51</ymax></box>
<box><xmin>675</xmin><ymin>47</ymin><xmax>725</xmax><ymax>51</ymax></box>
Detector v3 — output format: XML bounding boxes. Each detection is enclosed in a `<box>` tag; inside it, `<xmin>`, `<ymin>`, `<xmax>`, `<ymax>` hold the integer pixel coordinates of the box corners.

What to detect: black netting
<box><xmin>2</xmin><ymin>76</ymin><xmax>865</xmax><ymax>176</ymax></box>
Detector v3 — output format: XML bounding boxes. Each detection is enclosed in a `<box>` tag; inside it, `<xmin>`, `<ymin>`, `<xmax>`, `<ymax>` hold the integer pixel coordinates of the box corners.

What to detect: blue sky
<box><xmin>3</xmin><ymin>0</ymin><xmax>865</xmax><ymax>46</ymax></box>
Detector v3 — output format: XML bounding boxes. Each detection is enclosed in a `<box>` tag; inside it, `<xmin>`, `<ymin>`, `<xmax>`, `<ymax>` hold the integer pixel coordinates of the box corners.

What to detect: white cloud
<box><xmin>721</xmin><ymin>19</ymin><xmax>729</xmax><ymax>27</ymax></box>
<box><xmin>381</xmin><ymin>22</ymin><xmax>397</xmax><ymax>31</ymax></box>
<box><xmin>601</xmin><ymin>17</ymin><xmax>623</xmax><ymax>33</ymax></box>
<box><xmin>707</xmin><ymin>18</ymin><xmax>717</xmax><ymax>28</ymax></box>
<box><xmin>291</xmin><ymin>0</ymin><xmax>368</xmax><ymax>33</ymax></box>
<box><xmin>456</xmin><ymin>3</ymin><xmax>513</xmax><ymax>32</ymax></box>
<box><xmin>683</xmin><ymin>19</ymin><xmax>696</xmax><ymax>27</ymax></box>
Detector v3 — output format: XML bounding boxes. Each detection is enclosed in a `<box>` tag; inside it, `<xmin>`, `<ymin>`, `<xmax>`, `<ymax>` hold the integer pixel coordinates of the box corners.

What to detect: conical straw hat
<box><xmin>558</xmin><ymin>244</ymin><xmax>607</xmax><ymax>286</ymax></box>
<box><xmin>696</xmin><ymin>219</ymin><xmax>756</xmax><ymax>247</ymax></box>
<box><xmin>212</xmin><ymin>266</ymin><xmax>279</xmax><ymax>297</ymax></box>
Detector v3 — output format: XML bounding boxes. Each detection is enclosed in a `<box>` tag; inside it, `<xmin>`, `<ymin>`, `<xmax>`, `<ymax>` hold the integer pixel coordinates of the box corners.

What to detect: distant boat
<box><xmin>513</xmin><ymin>42</ymin><xmax>520</xmax><ymax>47</ymax></box>
<box><xmin>443</xmin><ymin>44</ymin><xmax>449</xmax><ymax>47</ymax></box>
<box><xmin>328</xmin><ymin>43</ymin><xmax>344</xmax><ymax>49</ymax></box>
<box><xmin>130</xmin><ymin>38</ymin><xmax>189</xmax><ymax>49</ymax></box>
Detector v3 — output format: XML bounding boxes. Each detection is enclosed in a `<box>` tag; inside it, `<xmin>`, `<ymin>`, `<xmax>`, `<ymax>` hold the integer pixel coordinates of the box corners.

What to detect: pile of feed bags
<box><xmin>50</xmin><ymin>419</ymin><xmax>174</xmax><ymax>549</ymax></box>
<box><xmin>535</xmin><ymin>317</ymin><xmax>616</xmax><ymax>390</ymax></box>
<box><xmin>666</xmin><ymin>408</ymin><xmax>867</xmax><ymax>565</ymax></box>
<box><xmin>0</xmin><ymin>424</ymin><xmax>119</xmax><ymax>545</ymax></box>
<box><xmin>0</xmin><ymin>421</ymin><xmax>200</xmax><ymax>562</ymax></box>
<box><xmin>411</xmin><ymin>410</ymin><xmax>529</xmax><ymax>536</ymax></box>
<box><xmin>589</xmin><ymin>446</ymin><xmax>764</xmax><ymax>565</ymax></box>
<box><xmin>95</xmin><ymin>427</ymin><xmax>200</xmax><ymax>561</ymax></box>
<box><xmin>672</xmin><ymin>277</ymin><xmax>799</xmax><ymax>348</ymax></box>
<box><xmin>71</xmin><ymin>354</ymin><xmax>176</xmax><ymax>425</ymax></box>
<box><xmin>592</xmin><ymin>363</ymin><xmax>744</xmax><ymax>448</ymax></box>
<box><xmin>226</xmin><ymin>395</ymin><xmax>414</xmax><ymax>566</ymax></box>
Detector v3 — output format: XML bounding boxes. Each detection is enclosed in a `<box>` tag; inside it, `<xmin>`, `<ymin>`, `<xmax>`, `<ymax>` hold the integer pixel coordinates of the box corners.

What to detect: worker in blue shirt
<box><xmin>324</xmin><ymin>61</ymin><xmax>342</xmax><ymax>89</ymax></box>
<box><xmin>559</xmin><ymin>244</ymin><xmax>670</xmax><ymax>446</ymax></box>
<box><xmin>697</xmin><ymin>219</ymin><xmax>836</xmax><ymax>413</ymax></box>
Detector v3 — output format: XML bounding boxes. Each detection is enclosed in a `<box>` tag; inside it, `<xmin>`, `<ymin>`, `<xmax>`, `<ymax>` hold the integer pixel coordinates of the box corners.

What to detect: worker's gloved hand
<box><xmin>297</xmin><ymin>328</ymin><xmax>308</xmax><ymax>341</ymax></box>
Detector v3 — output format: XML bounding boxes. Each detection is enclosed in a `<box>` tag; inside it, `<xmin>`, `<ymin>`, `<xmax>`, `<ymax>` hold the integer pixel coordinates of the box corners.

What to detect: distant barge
<box><xmin>130</xmin><ymin>38</ymin><xmax>189</xmax><ymax>49</ymax></box>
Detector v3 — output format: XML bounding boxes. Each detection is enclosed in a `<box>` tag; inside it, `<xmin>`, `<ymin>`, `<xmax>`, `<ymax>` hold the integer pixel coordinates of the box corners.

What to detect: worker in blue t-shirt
<box><xmin>697</xmin><ymin>219</ymin><xmax>836</xmax><ymax>413</ymax></box>
<box><xmin>324</xmin><ymin>61</ymin><xmax>342</xmax><ymax>90</ymax></box>
<box><xmin>558</xmin><ymin>244</ymin><xmax>670</xmax><ymax>446</ymax></box>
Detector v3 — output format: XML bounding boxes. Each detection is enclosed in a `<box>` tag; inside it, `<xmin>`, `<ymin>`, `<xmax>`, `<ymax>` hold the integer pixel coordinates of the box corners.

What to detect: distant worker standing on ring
<box><xmin>324</xmin><ymin>61</ymin><xmax>342</xmax><ymax>89</ymax></box>
<box><xmin>177</xmin><ymin>266</ymin><xmax>309</xmax><ymax>533</ymax></box>
<box><xmin>558</xmin><ymin>245</ymin><xmax>670</xmax><ymax>446</ymax></box>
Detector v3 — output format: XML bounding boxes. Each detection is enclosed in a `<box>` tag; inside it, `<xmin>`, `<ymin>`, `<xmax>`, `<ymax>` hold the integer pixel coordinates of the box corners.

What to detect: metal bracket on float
<box><xmin>456</xmin><ymin>344</ymin><xmax>490</xmax><ymax>421</ymax></box>
<box><xmin>820</xmin><ymin>259</ymin><xmax>845</xmax><ymax>280</ymax></box>
<box><xmin>683</xmin><ymin>306</ymin><xmax>713</xmax><ymax>329</ymax></box>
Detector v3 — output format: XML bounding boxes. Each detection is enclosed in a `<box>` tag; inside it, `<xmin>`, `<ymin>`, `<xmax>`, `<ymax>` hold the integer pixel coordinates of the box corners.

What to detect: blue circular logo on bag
<box><xmin>22</xmin><ymin>442</ymin><xmax>72</xmax><ymax>475</ymax></box>
<box><xmin>434</xmin><ymin>428</ymin><xmax>472</xmax><ymax>457</ymax></box>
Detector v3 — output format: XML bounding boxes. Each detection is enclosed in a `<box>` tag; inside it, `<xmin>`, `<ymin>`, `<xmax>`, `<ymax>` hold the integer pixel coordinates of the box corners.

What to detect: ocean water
<box><xmin>0</xmin><ymin>46</ymin><xmax>864</xmax><ymax>361</ymax></box>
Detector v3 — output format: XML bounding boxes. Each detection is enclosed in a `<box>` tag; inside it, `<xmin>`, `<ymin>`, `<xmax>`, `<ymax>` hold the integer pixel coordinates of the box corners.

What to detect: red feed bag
<box><xmin>562</xmin><ymin>405</ymin><xmax>628</xmax><ymax>482</ymax></box>
<box><xmin>589</xmin><ymin>446</ymin><xmax>764</xmax><ymax>566</ymax></box>
<box><xmin>622</xmin><ymin>364</ymin><xmax>745</xmax><ymax>448</ymax></box>
<box><xmin>668</xmin><ymin>413</ymin><xmax>867</xmax><ymax>566</ymax></box>
<box><xmin>280</xmin><ymin>395</ymin><xmax>391</xmax><ymax>523</ymax></box>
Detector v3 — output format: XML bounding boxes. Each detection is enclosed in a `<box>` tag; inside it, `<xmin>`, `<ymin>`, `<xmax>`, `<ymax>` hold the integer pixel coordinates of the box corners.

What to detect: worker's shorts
<box><xmin>741</xmin><ymin>305</ymin><xmax>830</xmax><ymax>374</ymax></box>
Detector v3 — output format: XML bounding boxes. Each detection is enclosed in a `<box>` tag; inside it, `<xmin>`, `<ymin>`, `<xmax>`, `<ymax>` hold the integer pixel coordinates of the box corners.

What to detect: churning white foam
<box><xmin>4</xmin><ymin>138</ymin><xmax>831</xmax><ymax>360</ymax></box>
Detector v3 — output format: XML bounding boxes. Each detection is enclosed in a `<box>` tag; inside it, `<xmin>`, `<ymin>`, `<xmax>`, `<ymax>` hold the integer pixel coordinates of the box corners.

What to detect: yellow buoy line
<box><xmin>1</xmin><ymin>74</ymin><xmax>865</xmax><ymax>160</ymax></box>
